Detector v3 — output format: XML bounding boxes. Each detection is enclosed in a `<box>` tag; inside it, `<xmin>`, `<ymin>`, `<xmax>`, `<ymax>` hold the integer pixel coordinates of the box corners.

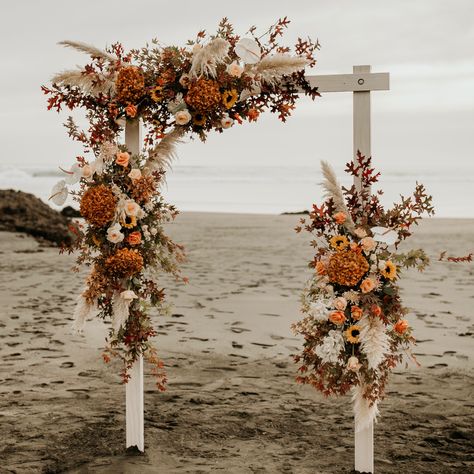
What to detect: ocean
<box><xmin>0</xmin><ymin>164</ymin><xmax>472</xmax><ymax>217</ymax></box>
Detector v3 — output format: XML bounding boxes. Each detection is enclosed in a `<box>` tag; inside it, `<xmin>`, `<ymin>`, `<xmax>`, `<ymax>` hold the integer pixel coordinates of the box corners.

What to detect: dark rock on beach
<box><xmin>61</xmin><ymin>205</ymin><xmax>82</xmax><ymax>218</ymax></box>
<box><xmin>0</xmin><ymin>189</ymin><xmax>74</xmax><ymax>245</ymax></box>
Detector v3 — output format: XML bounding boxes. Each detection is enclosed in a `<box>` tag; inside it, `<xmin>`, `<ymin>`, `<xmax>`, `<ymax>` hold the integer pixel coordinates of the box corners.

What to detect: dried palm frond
<box><xmin>71</xmin><ymin>295</ymin><xmax>97</xmax><ymax>333</ymax></box>
<box><xmin>58</xmin><ymin>40</ymin><xmax>118</xmax><ymax>63</ymax></box>
<box><xmin>320</xmin><ymin>160</ymin><xmax>356</xmax><ymax>233</ymax></box>
<box><xmin>359</xmin><ymin>315</ymin><xmax>390</xmax><ymax>370</ymax></box>
<box><xmin>111</xmin><ymin>293</ymin><xmax>131</xmax><ymax>333</ymax></box>
<box><xmin>189</xmin><ymin>38</ymin><xmax>230</xmax><ymax>78</ymax></box>
<box><xmin>253</xmin><ymin>54</ymin><xmax>308</xmax><ymax>85</ymax></box>
<box><xmin>145</xmin><ymin>127</ymin><xmax>185</xmax><ymax>173</ymax></box>
<box><xmin>52</xmin><ymin>69</ymin><xmax>116</xmax><ymax>96</ymax></box>
<box><xmin>352</xmin><ymin>384</ymin><xmax>379</xmax><ymax>432</ymax></box>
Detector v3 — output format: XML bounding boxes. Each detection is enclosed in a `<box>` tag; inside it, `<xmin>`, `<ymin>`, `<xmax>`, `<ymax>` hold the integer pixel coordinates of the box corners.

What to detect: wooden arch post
<box><xmin>304</xmin><ymin>65</ymin><xmax>390</xmax><ymax>473</ymax></box>
<box><xmin>125</xmin><ymin>118</ymin><xmax>145</xmax><ymax>452</ymax></box>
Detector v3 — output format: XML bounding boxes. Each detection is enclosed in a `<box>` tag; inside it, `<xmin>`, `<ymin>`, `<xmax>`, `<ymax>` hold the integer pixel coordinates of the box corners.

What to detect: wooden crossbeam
<box><xmin>305</xmin><ymin>70</ymin><xmax>389</xmax><ymax>93</ymax></box>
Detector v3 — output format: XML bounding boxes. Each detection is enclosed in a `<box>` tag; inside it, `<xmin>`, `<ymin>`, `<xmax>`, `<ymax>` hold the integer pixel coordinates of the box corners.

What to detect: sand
<box><xmin>0</xmin><ymin>214</ymin><xmax>473</xmax><ymax>473</ymax></box>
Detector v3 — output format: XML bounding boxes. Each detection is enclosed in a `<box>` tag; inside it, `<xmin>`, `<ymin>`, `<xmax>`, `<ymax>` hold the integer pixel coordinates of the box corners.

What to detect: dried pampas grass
<box><xmin>320</xmin><ymin>161</ymin><xmax>356</xmax><ymax>234</ymax></box>
<box><xmin>58</xmin><ymin>40</ymin><xmax>118</xmax><ymax>63</ymax></box>
<box><xmin>189</xmin><ymin>38</ymin><xmax>230</xmax><ymax>78</ymax></box>
<box><xmin>352</xmin><ymin>384</ymin><xmax>379</xmax><ymax>432</ymax></box>
<box><xmin>254</xmin><ymin>54</ymin><xmax>308</xmax><ymax>85</ymax></box>
<box><xmin>52</xmin><ymin>69</ymin><xmax>116</xmax><ymax>97</ymax></box>
<box><xmin>145</xmin><ymin>127</ymin><xmax>185</xmax><ymax>174</ymax></box>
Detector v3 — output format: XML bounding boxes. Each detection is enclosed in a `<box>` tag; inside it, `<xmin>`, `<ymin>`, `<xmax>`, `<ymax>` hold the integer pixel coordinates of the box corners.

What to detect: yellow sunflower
<box><xmin>192</xmin><ymin>112</ymin><xmax>207</xmax><ymax>127</ymax></box>
<box><xmin>150</xmin><ymin>86</ymin><xmax>164</xmax><ymax>103</ymax></box>
<box><xmin>121</xmin><ymin>215</ymin><xmax>137</xmax><ymax>229</ymax></box>
<box><xmin>380</xmin><ymin>260</ymin><xmax>397</xmax><ymax>280</ymax></box>
<box><xmin>329</xmin><ymin>235</ymin><xmax>349</xmax><ymax>251</ymax></box>
<box><xmin>222</xmin><ymin>89</ymin><xmax>238</xmax><ymax>109</ymax></box>
<box><xmin>345</xmin><ymin>325</ymin><xmax>361</xmax><ymax>344</ymax></box>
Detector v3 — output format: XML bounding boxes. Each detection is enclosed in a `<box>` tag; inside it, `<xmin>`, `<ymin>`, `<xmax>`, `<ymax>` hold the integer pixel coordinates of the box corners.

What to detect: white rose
<box><xmin>226</xmin><ymin>61</ymin><xmax>244</xmax><ymax>78</ymax></box>
<box><xmin>347</xmin><ymin>356</ymin><xmax>361</xmax><ymax>372</ymax></box>
<box><xmin>81</xmin><ymin>164</ymin><xmax>93</xmax><ymax>179</ymax></box>
<box><xmin>175</xmin><ymin>109</ymin><xmax>192</xmax><ymax>125</ymax></box>
<box><xmin>128</xmin><ymin>168</ymin><xmax>142</xmax><ymax>181</ymax></box>
<box><xmin>106</xmin><ymin>223</ymin><xmax>124</xmax><ymax>244</ymax></box>
<box><xmin>333</xmin><ymin>297</ymin><xmax>347</xmax><ymax>311</ymax></box>
<box><xmin>378</xmin><ymin>260</ymin><xmax>387</xmax><ymax>271</ymax></box>
<box><xmin>354</xmin><ymin>227</ymin><xmax>367</xmax><ymax>239</ymax></box>
<box><xmin>221</xmin><ymin>115</ymin><xmax>234</xmax><ymax>129</ymax></box>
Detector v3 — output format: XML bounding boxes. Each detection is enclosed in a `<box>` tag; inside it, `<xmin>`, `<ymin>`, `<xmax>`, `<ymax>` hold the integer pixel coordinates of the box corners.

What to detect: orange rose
<box><xmin>316</xmin><ymin>261</ymin><xmax>326</xmax><ymax>275</ymax></box>
<box><xmin>329</xmin><ymin>311</ymin><xmax>346</xmax><ymax>325</ymax></box>
<box><xmin>351</xmin><ymin>305</ymin><xmax>363</xmax><ymax>321</ymax></box>
<box><xmin>125</xmin><ymin>104</ymin><xmax>137</xmax><ymax>118</ymax></box>
<box><xmin>127</xmin><ymin>231</ymin><xmax>142</xmax><ymax>246</ymax></box>
<box><xmin>371</xmin><ymin>304</ymin><xmax>382</xmax><ymax>317</ymax></box>
<box><xmin>334</xmin><ymin>212</ymin><xmax>346</xmax><ymax>224</ymax></box>
<box><xmin>116</xmin><ymin>152</ymin><xmax>130</xmax><ymax>167</ymax></box>
<box><xmin>394</xmin><ymin>319</ymin><xmax>409</xmax><ymax>334</ymax></box>
<box><xmin>360</xmin><ymin>277</ymin><xmax>376</xmax><ymax>293</ymax></box>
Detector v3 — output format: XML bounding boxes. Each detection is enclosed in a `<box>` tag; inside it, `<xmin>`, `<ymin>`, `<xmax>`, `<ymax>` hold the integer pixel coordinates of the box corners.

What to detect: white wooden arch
<box><xmin>125</xmin><ymin>64</ymin><xmax>390</xmax><ymax>473</ymax></box>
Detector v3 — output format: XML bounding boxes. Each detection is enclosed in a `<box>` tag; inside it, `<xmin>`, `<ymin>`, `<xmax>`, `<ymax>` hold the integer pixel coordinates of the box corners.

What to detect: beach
<box><xmin>0</xmin><ymin>213</ymin><xmax>473</xmax><ymax>473</ymax></box>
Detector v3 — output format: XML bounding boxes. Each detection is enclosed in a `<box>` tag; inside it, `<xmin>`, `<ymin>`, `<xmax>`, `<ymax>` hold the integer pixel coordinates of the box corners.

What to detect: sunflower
<box><xmin>345</xmin><ymin>325</ymin><xmax>361</xmax><ymax>344</ymax></box>
<box><xmin>192</xmin><ymin>112</ymin><xmax>207</xmax><ymax>127</ymax></box>
<box><xmin>222</xmin><ymin>89</ymin><xmax>238</xmax><ymax>109</ymax></box>
<box><xmin>121</xmin><ymin>215</ymin><xmax>137</xmax><ymax>229</ymax></box>
<box><xmin>329</xmin><ymin>235</ymin><xmax>349</xmax><ymax>251</ymax></box>
<box><xmin>150</xmin><ymin>86</ymin><xmax>164</xmax><ymax>103</ymax></box>
<box><xmin>380</xmin><ymin>260</ymin><xmax>397</xmax><ymax>280</ymax></box>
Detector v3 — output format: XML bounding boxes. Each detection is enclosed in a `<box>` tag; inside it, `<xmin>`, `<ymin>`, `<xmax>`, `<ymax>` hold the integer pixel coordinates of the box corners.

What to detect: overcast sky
<box><xmin>1</xmin><ymin>0</ymin><xmax>473</xmax><ymax>175</ymax></box>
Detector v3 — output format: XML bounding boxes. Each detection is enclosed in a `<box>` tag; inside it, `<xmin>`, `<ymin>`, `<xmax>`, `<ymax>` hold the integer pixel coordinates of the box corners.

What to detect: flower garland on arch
<box><xmin>292</xmin><ymin>152</ymin><xmax>435</xmax><ymax>431</ymax></box>
<box><xmin>43</xmin><ymin>18</ymin><xmax>320</xmax><ymax>388</ymax></box>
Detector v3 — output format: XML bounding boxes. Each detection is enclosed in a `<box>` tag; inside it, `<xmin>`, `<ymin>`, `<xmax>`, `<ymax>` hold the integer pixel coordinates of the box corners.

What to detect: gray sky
<box><xmin>1</xmin><ymin>0</ymin><xmax>473</xmax><ymax>174</ymax></box>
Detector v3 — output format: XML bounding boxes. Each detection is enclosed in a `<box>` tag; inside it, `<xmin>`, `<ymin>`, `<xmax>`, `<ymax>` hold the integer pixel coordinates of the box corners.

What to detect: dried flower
<box><xmin>125</xmin><ymin>104</ymin><xmax>137</xmax><ymax>118</ymax></box>
<box><xmin>124</xmin><ymin>199</ymin><xmax>140</xmax><ymax>217</ymax></box>
<box><xmin>345</xmin><ymin>325</ymin><xmax>361</xmax><ymax>344</ymax></box>
<box><xmin>394</xmin><ymin>319</ymin><xmax>409</xmax><ymax>334</ymax></box>
<box><xmin>150</xmin><ymin>86</ymin><xmax>164</xmax><ymax>102</ymax></box>
<box><xmin>380</xmin><ymin>260</ymin><xmax>397</xmax><ymax>280</ymax></box>
<box><xmin>127</xmin><ymin>231</ymin><xmax>142</xmax><ymax>246</ymax></box>
<box><xmin>347</xmin><ymin>356</ymin><xmax>361</xmax><ymax>372</ymax></box>
<box><xmin>221</xmin><ymin>114</ymin><xmax>234</xmax><ymax>129</ymax></box>
<box><xmin>175</xmin><ymin>109</ymin><xmax>192</xmax><ymax>125</ymax></box>
<box><xmin>222</xmin><ymin>89</ymin><xmax>238</xmax><ymax>109</ymax></box>
<box><xmin>334</xmin><ymin>212</ymin><xmax>346</xmax><ymax>224</ymax></box>
<box><xmin>330</xmin><ymin>235</ymin><xmax>349</xmax><ymax>251</ymax></box>
<box><xmin>329</xmin><ymin>310</ymin><xmax>346</xmax><ymax>326</ymax></box>
<box><xmin>192</xmin><ymin>112</ymin><xmax>207</xmax><ymax>126</ymax></box>
<box><xmin>360</xmin><ymin>277</ymin><xmax>376</xmax><ymax>293</ymax></box>
<box><xmin>315</xmin><ymin>329</ymin><xmax>345</xmax><ymax>364</ymax></box>
<box><xmin>116</xmin><ymin>152</ymin><xmax>130</xmax><ymax>167</ymax></box>
<box><xmin>80</xmin><ymin>184</ymin><xmax>117</xmax><ymax>227</ymax></box>
<box><xmin>361</xmin><ymin>237</ymin><xmax>376</xmax><ymax>252</ymax></box>
<box><xmin>121</xmin><ymin>215</ymin><xmax>137</xmax><ymax>229</ymax></box>
<box><xmin>315</xmin><ymin>261</ymin><xmax>326</xmax><ymax>275</ymax></box>
<box><xmin>351</xmin><ymin>305</ymin><xmax>363</xmax><ymax>321</ymax></box>
<box><xmin>333</xmin><ymin>297</ymin><xmax>347</xmax><ymax>311</ymax></box>
<box><xmin>107</xmin><ymin>222</ymin><xmax>125</xmax><ymax>244</ymax></box>
<box><xmin>226</xmin><ymin>61</ymin><xmax>244</xmax><ymax>77</ymax></box>
<box><xmin>128</xmin><ymin>168</ymin><xmax>142</xmax><ymax>181</ymax></box>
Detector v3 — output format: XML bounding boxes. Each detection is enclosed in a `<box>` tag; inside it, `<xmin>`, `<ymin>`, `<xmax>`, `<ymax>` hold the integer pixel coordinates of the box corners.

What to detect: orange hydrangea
<box><xmin>80</xmin><ymin>184</ymin><xmax>117</xmax><ymax>227</ymax></box>
<box><xmin>104</xmin><ymin>248</ymin><xmax>144</xmax><ymax>279</ymax></box>
<box><xmin>327</xmin><ymin>250</ymin><xmax>369</xmax><ymax>287</ymax></box>
<box><xmin>185</xmin><ymin>78</ymin><xmax>221</xmax><ymax>112</ymax></box>
<box><xmin>116</xmin><ymin>66</ymin><xmax>145</xmax><ymax>104</ymax></box>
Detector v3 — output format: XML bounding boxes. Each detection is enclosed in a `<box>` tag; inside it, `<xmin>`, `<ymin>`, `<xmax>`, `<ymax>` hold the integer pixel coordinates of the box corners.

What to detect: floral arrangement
<box><xmin>44</xmin><ymin>18</ymin><xmax>319</xmax><ymax>388</ymax></box>
<box><xmin>292</xmin><ymin>152</ymin><xmax>434</xmax><ymax>431</ymax></box>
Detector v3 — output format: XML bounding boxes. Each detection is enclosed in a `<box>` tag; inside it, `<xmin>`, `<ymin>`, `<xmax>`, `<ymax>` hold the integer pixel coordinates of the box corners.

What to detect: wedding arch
<box><xmin>44</xmin><ymin>19</ymin><xmax>435</xmax><ymax>474</ymax></box>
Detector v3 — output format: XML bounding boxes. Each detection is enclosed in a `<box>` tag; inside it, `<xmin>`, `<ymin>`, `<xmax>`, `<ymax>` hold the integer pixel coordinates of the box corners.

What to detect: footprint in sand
<box><xmin>60</xmin><ymin>361</ymin><xmax>74</xmax><ymax>368</ymax></box>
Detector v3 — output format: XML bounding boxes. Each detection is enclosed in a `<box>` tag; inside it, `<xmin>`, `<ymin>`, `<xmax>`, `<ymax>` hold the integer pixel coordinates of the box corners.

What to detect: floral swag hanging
<box><xmin>43</xmin><ymin>18</ymin><xmax>320</xmax><ymax>389</ymax></box>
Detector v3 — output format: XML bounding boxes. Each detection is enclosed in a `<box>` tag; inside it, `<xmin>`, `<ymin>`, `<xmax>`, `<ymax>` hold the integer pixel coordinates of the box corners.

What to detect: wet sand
<box><xmin>0</xmin><ymin>214</ymin><xmax>473</xmax><ymax>473</ymax></box>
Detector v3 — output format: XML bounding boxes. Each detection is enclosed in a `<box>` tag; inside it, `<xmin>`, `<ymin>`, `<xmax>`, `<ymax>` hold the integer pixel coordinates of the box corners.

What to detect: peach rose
<box><xmin>81</xmin><ymin>164</ymin><xmax>93</xmax><ymax>179</ymax></box>
<box><xmin>128</xmin><ymin>168</ymin><xmax>142</xmax><ymax>181</ymax></box>
<box><xmin>371</xmin><ymin>304</ymin><xmax>382</xmax><ymax>317</ymax></box>
<box><xmin>354</xmin><ymin>227</ymin><xmax>367</xmax><ymax>239</ymax></box>
<box><xmin>175</xmin><ymin>109</ymin><xmax>192</xmax><ymax>125</ymax></box>
<box><xmin>394</xmin><ymin>319</ymin><xmax>409</xmax><ymax>334</ymax></box>
<box><xmin>226</xmin><ymin>61</ymin><xmax>244</xmax><ymax>78</ymax></box>
<box><xmin>315</xmin><ymin>261</ymin><xmax>326</xmax><ymax>276</ymax></box>
<box><xmin>347</xmin><ymin>356</ymin><xmax>361</xmax><ymax>372</ymax></box>
<box><xmin>116</xmin><ymin>152</ymin><xmax>130</xmax><ymax>167</ymax></box>
<box><xmin>333</xmin><ymin>297</ymin><xmax>347</xmax><ymax>311</ymax></box>
<box><xmin>329</xmin><ymin>311</ymin><xmax>346</xmax><ymax>326</ymax></box>
<box><xmin>124</xmin><ymin>199</ymin><xmax>140</xmax><ymax>217</ymax></box>
<box><xmin>127</xmin><ymin>231</ymin><xmax>142</xmax><ymax>246</ymax></box>
<box><xmin>221</xmin><ymin>115</ymin><xmax>234</xmax><ymax>129</ymax></box>
<box><xmin>334</xmin><ymin>212</ymin><xmax>346</xmax><ymax>224</ymax></box>
<box><xmin>351</xmin><ymin>305</ymin><xmax>363</xmax><ymax>321</ymax></box>
<box><xmin>360</xmin><ymin>277</ymin><xmax>376</xmax><ymax>293</ymax></box>
<box><xmin>125</xmin><ymin>104</ymin><xmax>137</xmax><ymax>118</ymax></box>
<box><xmin>361</xmin><ymin>236</ymin><xmax>376</xmax><ymax>252</ymax></box>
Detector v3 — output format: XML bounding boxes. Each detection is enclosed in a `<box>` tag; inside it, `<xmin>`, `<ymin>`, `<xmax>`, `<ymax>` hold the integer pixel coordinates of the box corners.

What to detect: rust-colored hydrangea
<box><xmin>116</xmin><ymin>66</ymin><xmax>145</xmax><ymax>105</ymax></box>
<box><xmin>129</xmin><ymin>175</ymin><xmax>156</xmax><ymax>204</ymax></box>
<box><xmin>80</xmin><ymin>184</ymin><xmax>117</xmax><ymax>227</ymax></box>
<box><xmin>185</xmin><ymin>78</ymin><xmax>221</xmax><ymax>112</ymax></box>
<box><xmin>327</xmin><ymin>250</ymin><xmax>369</xmax><ymax>287</ymax></box>
<box><xmin>105</xmin><ymin>248</ymin><xmax>144</xmax><ymax>279</ymax></box>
